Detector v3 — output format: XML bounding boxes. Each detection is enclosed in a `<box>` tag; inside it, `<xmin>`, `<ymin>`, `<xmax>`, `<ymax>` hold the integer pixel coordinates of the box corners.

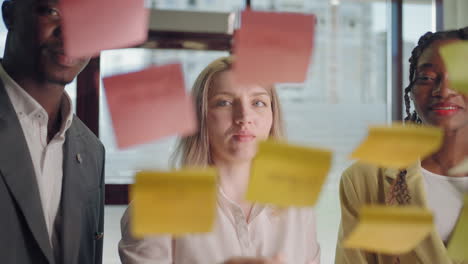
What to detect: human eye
<box><xmin>253</xmin><ymin>100</ymin><xmax>267</xmax><ymax>107</ymax></box>
<box><xmin>415</xmin><ymin>73</ymin><xmax>437</xmax><ymax>84</ymax></box>
<box><xmin>215</xmin><ymin>100</ymin><xmax>232</xmax><ymax>107</ymax></box>
<box><xmin>417</xmin><ymin>76</ymin><xmax>434</xmax><ymax>81</ymax></box>
<box><xmin>37</xmin><ymin>5</ymin><xmax>61</xmax><ymax>18</ymax></box>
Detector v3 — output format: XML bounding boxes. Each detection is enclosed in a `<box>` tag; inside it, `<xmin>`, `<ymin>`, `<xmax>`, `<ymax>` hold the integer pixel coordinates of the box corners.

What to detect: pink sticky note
<box><xmin>60</xmin><ymin>0</ymin><xmax>149</xmax><ymax>58</ymax></box>
<box><xmin>103</xmin><ymin>64</ymin><xmax>197</xmax><ymax>149</ymax></box>
<box><xmin>233</xmin><ymin>10</ymin><xmax>315</xmax><ymax>85</ymax></box>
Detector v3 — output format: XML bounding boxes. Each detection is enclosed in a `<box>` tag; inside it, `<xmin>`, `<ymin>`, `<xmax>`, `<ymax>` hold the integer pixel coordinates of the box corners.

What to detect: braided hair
<box><xmin>403</xmin><ymin>27</ymin><xmax>468</xmax><ymax>124</ymax></box>
<box><xmin>387</xmin><ymin>27</ymin><xmax>468</xmax><ymax>263</ymax></box>
<box><xmin>388</xmin><ymin>27</ymin><xmax>468</xmax><ymax>206</ymax></box>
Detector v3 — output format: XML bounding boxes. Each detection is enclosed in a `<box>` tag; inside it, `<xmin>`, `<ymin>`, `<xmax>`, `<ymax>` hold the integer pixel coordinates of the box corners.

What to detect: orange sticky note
<box><xmin>233</xmin><ymin>10</ymin><xmax>315</xmax><ymax>85</ymax></box>
<box><xmin>60</xmin><ymin>0</ymin><xmax>149</xmax><ymax>58</ymax></box>
<box><xmin>103</xmin><ymin>63</ymin><xmax>197</xmax><ymax>149</ymax></box>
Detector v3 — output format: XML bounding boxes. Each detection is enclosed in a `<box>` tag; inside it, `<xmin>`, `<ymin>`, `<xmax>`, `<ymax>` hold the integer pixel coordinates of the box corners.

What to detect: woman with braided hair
<box><xmin>335</xmin><ymin>27</ymin><xmax>468</xmax><ymax>264</ymax></box>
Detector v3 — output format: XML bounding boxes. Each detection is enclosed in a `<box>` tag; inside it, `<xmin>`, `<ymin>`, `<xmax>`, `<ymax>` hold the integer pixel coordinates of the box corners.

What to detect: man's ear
<box><xmin>2</xmin><ymin>0</ymin><xmax>15</xmax><ymax>31</ymax></box>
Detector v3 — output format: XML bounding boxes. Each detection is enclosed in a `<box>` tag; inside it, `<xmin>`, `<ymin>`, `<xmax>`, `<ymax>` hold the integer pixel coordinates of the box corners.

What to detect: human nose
<box><xmin>233</xmin><ymin>100</ymin><xmax>253</xmax><ymax>125</ymax></box>
<box><xmin>52</xmin><ymin>21</ymin><xmax>62</xmax><ymax>39</ymax></box>
<box><xmin>432</xmin><ymin>73</ymin><xmax>458</xmax><ymax>98</ymax></box>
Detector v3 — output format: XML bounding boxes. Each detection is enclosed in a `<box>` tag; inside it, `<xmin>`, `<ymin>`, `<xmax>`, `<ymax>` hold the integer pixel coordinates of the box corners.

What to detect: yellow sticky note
<box><xmin>131</xmin><ymin>168</ymin><xmax>217</xmax><ymax>237</ymax></box>
<box><xmin>440</xmin><ymin>42</ymin><xmax>468</xmax><ymax>94</ymax></box>
<box><xmin>246</xmin><ymin>140</ymin><xmax>332</xmax><ymax>207</ymax></box>
<box><xmin>350</xmin><ymin>123</ymin><xmax>443</xmax><ymax>169</ymax></box>
<box><xmin>448</xmin><ymin>195</ymin><xmax>468</xmax><ymax>260</ymax></box>
<box><xmin>343</xmin><ymin>205</ymin><xmax>433</xmax><ymax>255</ymax></box>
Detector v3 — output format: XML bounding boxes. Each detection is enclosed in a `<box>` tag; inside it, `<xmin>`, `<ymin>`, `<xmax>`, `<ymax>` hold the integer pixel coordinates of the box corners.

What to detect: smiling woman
<box><xmin>118</xmin><ymin>57</ymin><xmax>321</xmax><ymax>264</ymax></box>
<box><xmin>336</xmin><ymin>27</ymin><xmax>468</xmax><ymax>264</ymax></box>
<box><xmin>404</xmin><ymin>35</ymin><xmax>468</xmax><ymax>131</ymax></box>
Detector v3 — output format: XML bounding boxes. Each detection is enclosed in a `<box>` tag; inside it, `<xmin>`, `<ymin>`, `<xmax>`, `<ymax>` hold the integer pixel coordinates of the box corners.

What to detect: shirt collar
<box><xmin>0</xmin><ymin>62</ymin><xmax>74</xmax><ymax>137</ymax></box>
<box><xmin>0</xmin><ymin>62</ymin><xmax>44</xmax><ymax>119</ymax></box>
<box><xmin>383</xmin><ymin>160</ymin><xmax>421</xmax><ymax>180</ymax></box>
<box><xmin>217</xmin><ymin>185</ymin><xmax>267</xmax><ymax>223</ymax></box>
<box><xmin>57</xmin><ymin>92</ymin><xmax>74</xmax><ymax>138</ymax></box>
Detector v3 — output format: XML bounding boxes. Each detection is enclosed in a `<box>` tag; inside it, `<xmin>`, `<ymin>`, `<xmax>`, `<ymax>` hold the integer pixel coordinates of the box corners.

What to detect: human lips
<box><xmin>55</xmin><ymin>52</ymin><xmax>81</xmax><ymax>67</ymax></box>
<box><xmin>430</xmin><ymin>102</ymin><xmax>463</xmax><ymax>116</ymax></box>
<box><xmin>48</xmin><ymin>48</ymin><xmax>82</xmax><ymax>67</ymax></box>
<box><xmin>232</xmin><ymin>131</ymin><xmax>256</xmax><ymax>142</ymax></box>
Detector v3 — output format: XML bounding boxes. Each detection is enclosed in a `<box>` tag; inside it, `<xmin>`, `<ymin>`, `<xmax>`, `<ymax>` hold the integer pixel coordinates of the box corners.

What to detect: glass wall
<box><xmin>0</xmin><ymin>0</ymin><xmax>435</xmax><ymax>262</ymax></box>
<box><xmin>97</xmin><ymin>1</ymin><xmax>424</xmax><ymax>263</ymax></box>
<box><xmin>248</xmin><ymin>1</ymin><xmax>388</xmax><ymax>263</ymax></box>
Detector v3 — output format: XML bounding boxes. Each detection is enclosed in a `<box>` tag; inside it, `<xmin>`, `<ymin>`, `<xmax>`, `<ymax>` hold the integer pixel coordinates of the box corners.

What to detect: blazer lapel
<box><xmin>61</xmin><ymin>121</ymin><xmax>87</xmax><ymax>264</ymax></box>
<box><xmin>0</xmin><ymin>83</ymin><xmax>55</xmax><ymax>264</ymax></box>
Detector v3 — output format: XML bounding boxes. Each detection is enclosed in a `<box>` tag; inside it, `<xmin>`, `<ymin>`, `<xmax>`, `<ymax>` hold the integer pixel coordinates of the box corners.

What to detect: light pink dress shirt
<box><xmin>119</xmin><ymin>187</ymin><xmax>320</xmax><ymax>264</ymax></box>
<box><xmin>1</xmin><ymin>64</ymin><xmax>73</xmax><ymax>261</ymax></box>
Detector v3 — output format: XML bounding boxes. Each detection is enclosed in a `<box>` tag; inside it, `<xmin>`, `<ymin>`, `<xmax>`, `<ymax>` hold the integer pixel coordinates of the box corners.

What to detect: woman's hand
<box><xmin>223</xmin><ymin>255</ymin><xmax>284</xmax><ymax>264</ymax></box>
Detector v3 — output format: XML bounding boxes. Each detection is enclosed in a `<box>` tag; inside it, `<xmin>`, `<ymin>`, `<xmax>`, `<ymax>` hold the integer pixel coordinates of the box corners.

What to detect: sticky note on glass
<box><xmin>246</xmin><ymin>140</ymin><xmax>332</xmax><ymax>207</ymax></box>
<box><xmin>103</xmin><ymin>63</ymin><xmax>197</xmax><ymax>149</ymax></box>
<box><xmin>233</xmin><ymin>10</ymin><xmax>315</xmax><ymax>85</ymax></box>
<box><xmin>60</xmin><ymin>0</ymin><xmax>149</xmax><ymax>58</ymax></box>
<box><xmin>131</xmin><ymin>168</ymin><xmax>217</xmax><ymax>237</ymax></box>
<box><xmin>350</xmin><ymin>123</ymin><xmax>443</xmax><ymax>169</ymax></box>
<box><xmin>448</xmin><ymin>195</ymin><xmax>468</xmax><ymax>260</ymax></box>
<box><xmin>448</xmin><ymin>157</ymin><xmax>468</xmax><ymax>175</ymax></box>
<box><xmin>343</xmin><ymin>206</ymin><xmax>433</xmax><ymax>255</ymax></box>
<box><xmin>440</xmin><ymin>42</ymin><xmax>468</xmax><ymax>94</ymax></box>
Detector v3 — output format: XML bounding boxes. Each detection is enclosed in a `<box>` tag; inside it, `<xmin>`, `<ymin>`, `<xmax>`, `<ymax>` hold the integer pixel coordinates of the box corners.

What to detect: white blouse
<box><xmin>119</xmin><ymin>188</ymin><xmax>321</xmax><ymax>264</ymax></box>
<box><xmin>421</xmin><ymin>167</ymin><xmax>468</xmax><ymax>242</ymax></box>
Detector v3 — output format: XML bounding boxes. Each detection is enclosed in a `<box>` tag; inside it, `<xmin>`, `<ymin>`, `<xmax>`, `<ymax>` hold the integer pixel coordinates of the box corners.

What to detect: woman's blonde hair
<box><xmin>171</xmin><ymin>56</ymin><xmax>284</xmax><ymax>167</ymax></box>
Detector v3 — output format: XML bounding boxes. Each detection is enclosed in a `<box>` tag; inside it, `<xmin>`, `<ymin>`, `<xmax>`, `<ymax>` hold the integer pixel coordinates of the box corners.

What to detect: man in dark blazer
<box><xmin>0</xmin><ymin>0</ymin><xmax>105</xmax><ymax>263</ymax></box>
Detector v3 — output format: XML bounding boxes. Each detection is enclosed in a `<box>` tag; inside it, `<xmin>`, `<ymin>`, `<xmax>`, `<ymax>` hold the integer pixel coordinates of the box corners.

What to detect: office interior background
<box><xmin>1</xmin><ymin>0</ymin><xmax>467</xmax><ymax>263</ymax></box>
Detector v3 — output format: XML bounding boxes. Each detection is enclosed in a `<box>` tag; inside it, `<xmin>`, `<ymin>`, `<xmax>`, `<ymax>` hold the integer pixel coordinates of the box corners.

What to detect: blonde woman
<box><xmin>118</xmin><ymin>57</ymin><xmax>321</xmax><ymax>264</ymax></box>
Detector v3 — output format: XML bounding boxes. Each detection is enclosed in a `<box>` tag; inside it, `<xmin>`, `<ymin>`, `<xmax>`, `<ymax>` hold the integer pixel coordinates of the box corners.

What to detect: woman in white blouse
<box><xmin>118</xmin><ymin>56</ymin><xmax>321</xmax><ymax>264</ymax></box>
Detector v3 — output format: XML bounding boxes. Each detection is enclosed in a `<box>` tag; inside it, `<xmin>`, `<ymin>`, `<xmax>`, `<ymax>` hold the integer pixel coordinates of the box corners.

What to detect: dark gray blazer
<box><xmin>0</xmin><ymin>81</ymin><xmax>105</xmax><ymax>264</ymax></box>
